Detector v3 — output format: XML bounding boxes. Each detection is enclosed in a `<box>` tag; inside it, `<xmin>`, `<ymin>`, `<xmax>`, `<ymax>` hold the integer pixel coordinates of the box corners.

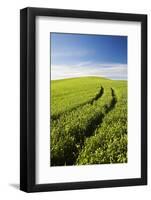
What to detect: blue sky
<box><xmin>50</xmin><ymin>33</ymin><xmax>127</xmax><ymax>80</ymax></box>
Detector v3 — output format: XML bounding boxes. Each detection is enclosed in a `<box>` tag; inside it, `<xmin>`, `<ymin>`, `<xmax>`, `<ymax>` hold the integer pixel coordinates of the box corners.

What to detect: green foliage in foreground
<box><xmin>50</xmin><ymin>77</ymin><xmax>127</xmax><ymax>166</ymax></box>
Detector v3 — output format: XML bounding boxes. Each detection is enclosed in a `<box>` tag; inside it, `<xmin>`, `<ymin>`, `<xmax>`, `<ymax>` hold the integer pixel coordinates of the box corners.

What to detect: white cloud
<box><xmin>51</xmin><ymin>62</ymin><xmax>127</xmax><ymax>80</ymax></box>
<box><xmin>52</xmin><ymin>49</ymin><xmax>94</xmax><ymax>58</ymax></box>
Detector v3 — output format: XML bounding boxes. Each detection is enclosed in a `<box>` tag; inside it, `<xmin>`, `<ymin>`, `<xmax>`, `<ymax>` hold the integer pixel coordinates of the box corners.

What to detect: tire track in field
<box><xmin>76</xmin><ymin>89</ymin><xmax>128</xmax><ymax>165</ymax></box>
<box><xmin>82</xmin><ymin>88</ymin><xmax>117</xmax><ymax>138</ymax></box>
<box><xmin>51</xmin><ymin>86</ymin><xmax>105</xmax><ymax>166</ymax></box>
<box><xmin>75</xmin><ymin>88</ymin><xmax>117</xmax><ymax>164</ymax></box>
<box><xmin>76</xmin><ymin>87</ymin><xmax>117</xmax><ymax>160</ymax></box>
<box><xmin>51</xmin><ymin>87</ymin><xmax>117</xmax><ymax>166</ymax></box>
<box><xmin>51</xmin><ymin>86</ymin><xmax>104</xmax><ymax>121</ymax></box>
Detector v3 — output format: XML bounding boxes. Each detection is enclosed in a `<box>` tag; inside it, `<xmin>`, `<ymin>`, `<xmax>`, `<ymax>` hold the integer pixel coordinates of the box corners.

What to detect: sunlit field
<box><xmin>50</xmin><ymin>76</ymin><xmax>127</xmax><ymax>166</ymax></box>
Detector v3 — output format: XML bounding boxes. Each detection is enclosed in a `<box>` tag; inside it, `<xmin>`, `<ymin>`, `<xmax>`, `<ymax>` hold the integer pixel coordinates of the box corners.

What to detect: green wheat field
<box><xmin>50</xmin><ymin>76</ymin><xmax>127</xmax><ymax>166</ymax></box>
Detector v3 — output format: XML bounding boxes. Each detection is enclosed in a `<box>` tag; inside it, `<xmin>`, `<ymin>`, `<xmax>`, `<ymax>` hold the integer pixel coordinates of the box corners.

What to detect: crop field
<box><xmin>50</xmin><ymin>77</ymin><xmax>127</xmax><ymax>166</ymax></box>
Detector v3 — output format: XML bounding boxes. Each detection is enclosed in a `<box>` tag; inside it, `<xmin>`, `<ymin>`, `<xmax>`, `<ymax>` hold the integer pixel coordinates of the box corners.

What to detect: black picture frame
<box><xmin>20</xmin><ymin>7</ymin><xmax>147</xmax><ymax>192</ymax></box>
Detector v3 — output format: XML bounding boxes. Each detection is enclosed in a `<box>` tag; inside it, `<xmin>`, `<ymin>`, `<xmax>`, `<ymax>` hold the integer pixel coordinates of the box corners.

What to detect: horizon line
<box><xmin>51</xmin><ymin>75</ymin><xmax>127</xmax><ymax>81</ymax></box>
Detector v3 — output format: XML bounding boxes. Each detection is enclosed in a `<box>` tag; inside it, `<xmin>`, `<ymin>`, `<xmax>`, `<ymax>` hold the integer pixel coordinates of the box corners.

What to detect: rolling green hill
<box><xmin>50</xmin><ymin>77</ymin><xmax>127</xmax><ymax>166</ymax></box>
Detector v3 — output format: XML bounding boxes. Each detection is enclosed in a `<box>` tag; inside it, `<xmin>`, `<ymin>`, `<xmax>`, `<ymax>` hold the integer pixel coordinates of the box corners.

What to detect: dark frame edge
<box><xmin>141</xmin><ymin>14</ymin><xmax>147</xmax><ymax>185</ymax></box>
<box><xmin>20</xmin><ymin>7</ymin><xmax>36</xmax><ymax>192</ymax></box>
<box><xmin>28</xmin><ymin>178</ymin><xmax>145</xmax><ymax>193</ymax></box>
<box><xmin>24</xmin><ymin>7</ymin><xmax>147</xmax><ymax>21</ymax></box>
<box><xmin>20</xmin><ymin>8</ymin><xmax>28</xmax><ymax>192</ymax></box>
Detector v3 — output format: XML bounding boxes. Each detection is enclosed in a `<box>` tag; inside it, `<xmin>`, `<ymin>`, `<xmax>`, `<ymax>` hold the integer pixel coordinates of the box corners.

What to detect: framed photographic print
<box><xmin>20</xmin><ymin>7</ymin><xmax>147</xmax><ymax>192</ymax></box>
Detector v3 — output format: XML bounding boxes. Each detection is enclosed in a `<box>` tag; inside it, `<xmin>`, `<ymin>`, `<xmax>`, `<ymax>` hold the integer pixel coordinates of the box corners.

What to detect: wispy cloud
<box><xmin>51</xmin><ymin>62</ymin><xmax>127</xmax><ymax>80</ymax></box>
<box><xmin>51</xmin><ymin>49</ymin><xmax>94</xmax><ymax>59</ymax></box>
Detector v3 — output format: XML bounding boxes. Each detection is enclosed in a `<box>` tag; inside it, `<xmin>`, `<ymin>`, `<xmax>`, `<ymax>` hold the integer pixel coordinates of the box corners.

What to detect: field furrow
<box><xmin>51</xmin><ymin>77</ymin><xmax>111</xmax><ymax>120</ymax></box>
<box><xmin>51</xmin><ymin>86</ymin><xmax>116</xmax><ymax>166</ymax></box>
<box><xmin>51</xmin><ymin>86</ymin><xmax>104</xmax><ymax>120</ymax></box>
<box><xmin>76</xmin><ymin>86</ymin><xmax>127</xmax><ymax>165</ymax></box>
